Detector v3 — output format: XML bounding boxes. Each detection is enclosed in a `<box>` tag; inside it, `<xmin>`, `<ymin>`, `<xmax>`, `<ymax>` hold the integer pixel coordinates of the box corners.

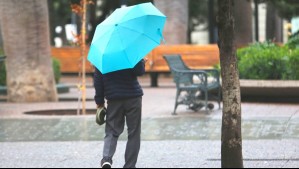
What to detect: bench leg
<box><xmin>150</xmin><ymin>73</ymin><xmax>159</xmax><ymax>87</ymax></box>
<box><xmin>218</xmin><ymin>87</ymin><xmax>222</xmax><ymax>109</ymax></box>
<box><xmin>172</xmin><ymin>90</ymin><xmax>180</xmax><ymax>115</ymax></box>
<box><xmin>205</xmin><ymin>90</ymin><xmax>209</xmax><ymax>114</ymax></box>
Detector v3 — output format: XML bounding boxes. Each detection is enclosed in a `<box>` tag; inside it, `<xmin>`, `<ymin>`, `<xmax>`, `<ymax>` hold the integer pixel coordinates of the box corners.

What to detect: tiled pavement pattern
<box><xmin>0</xmin><ymin>76</ymin><xmax>298</xmax><ymax>168</ymax></box>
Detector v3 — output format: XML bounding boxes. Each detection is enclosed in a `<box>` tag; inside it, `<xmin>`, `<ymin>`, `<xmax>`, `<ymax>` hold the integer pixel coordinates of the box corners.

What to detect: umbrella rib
<box><xmin>118</xmin><ymin>24</ymin><xmax>161</xmax><ymax>44</ymax></box>
<box><xmin>115</xmin><ymin>26</ymin><xmax>133</xmax><ymax>67</ymax></box>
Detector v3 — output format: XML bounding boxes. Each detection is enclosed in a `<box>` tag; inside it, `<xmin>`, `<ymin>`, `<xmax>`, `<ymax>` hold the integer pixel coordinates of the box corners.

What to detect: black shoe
<box><xmin>101</xmin><ymin>157</ymin><xmax>112</xmax><ymax>168</ymax></box>
<box><xmin>96</xmin><ymin>107</ymin><xmax>106</xmax><ymax>126</ymax></box>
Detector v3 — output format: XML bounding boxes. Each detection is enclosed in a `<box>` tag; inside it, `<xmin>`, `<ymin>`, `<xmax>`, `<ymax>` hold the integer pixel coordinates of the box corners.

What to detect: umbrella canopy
<box><xmin>87</xmin><ymin>2</ymin><xmax>166</xmax><ymax>74</ymax></box>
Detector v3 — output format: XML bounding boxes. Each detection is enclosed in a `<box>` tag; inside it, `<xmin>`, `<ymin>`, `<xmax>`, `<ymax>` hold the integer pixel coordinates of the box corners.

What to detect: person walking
<box><xmin>94</xmin><ymin>58</ymin><xmax>146</xmax><ymax>168</ymax></box>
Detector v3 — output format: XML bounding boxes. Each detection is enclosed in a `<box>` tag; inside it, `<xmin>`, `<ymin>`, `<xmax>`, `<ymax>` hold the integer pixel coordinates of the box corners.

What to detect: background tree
<box><xmin>154</xmin><ymin>0</ymin><xmax>189</xmax><ymax>44</ymax></box>
<box><xmin>0</xmin><ymin>0</ymin><xmax>58</xmax><ymax>102</ymax></box>
<box><xmin>217</xmin><ymin>0</ymin><xmax>244</xmax><ymax>167</ymax></box>
<box><xmin>233</xmin><ymin>0</ymin><xmax>253</xmax><ymax>46</ymax></box>
<box><xmin>88</xmin><ymin>0</ymin><xmax>152</xmax><ymax>43</ymax></box>
<box><xmin>188</xmin><ymin>0</ymin><xmax>211</xmax><ymax>44</ymax></box>
<box><xmin>71</xmin><ymin>0</ymin><xmax>95</xmax><ymax>115</ymax></box>
<box><xmin>0</xmin><ymin>22</ymin><xmax>2</xmax><ymax>50</ymax></box>
<box><xmin>48</xmin><ymin>0</ymin><xmax>73</xmax><ymax>46</ymax></box>
<box><xmin>87</xmin><ymin>0</ymin><xmax>120</xmax><ymax>43</ymax></box>
<box><xmin>266</xmin><ymin>2</ymin><xmax>283</xmax><ymax>42</ymax></box>
<box><xmin>270</xmin><ymin>0</ymin><xmax>299</xmax><ymax>20</ymax></box>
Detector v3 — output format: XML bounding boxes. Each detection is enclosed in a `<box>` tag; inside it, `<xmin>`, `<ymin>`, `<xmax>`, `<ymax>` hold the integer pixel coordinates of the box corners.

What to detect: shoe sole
<box><xmin>102</xmin><ymin>162</ymin><xmax>111</xmax><ymax>168</ymax></box>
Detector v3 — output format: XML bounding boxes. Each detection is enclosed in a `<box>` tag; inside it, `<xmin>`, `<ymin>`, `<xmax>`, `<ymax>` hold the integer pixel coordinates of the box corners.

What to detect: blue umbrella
<box><xmin>87</xmin><ymin>2</ymin><xmax>166</xmax><ymax>74</ymax></box>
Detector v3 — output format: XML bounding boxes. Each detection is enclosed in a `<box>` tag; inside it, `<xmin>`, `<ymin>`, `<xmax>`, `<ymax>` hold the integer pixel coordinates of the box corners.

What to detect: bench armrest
<box><xmin>171</xmin><ymin>68</ymin><xmax>208</xmax><ymax>86</ymax></box>
<box><xmin>171</xmin><ymin>67</ymin><xmax>208</xmax><ymax>75</ymax></box>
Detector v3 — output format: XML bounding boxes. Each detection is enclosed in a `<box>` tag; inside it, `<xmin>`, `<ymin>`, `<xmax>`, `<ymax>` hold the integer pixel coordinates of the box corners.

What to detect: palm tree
<box><xmin>217</xmin><ymin>0</ymin><xmax>244</xmax><ymax>167</ymax></box>
<box><xmin>154</xmin><ymin>0</ymin><xmax>189</xmax><ymax>44</ymax></box>
<box><xmin>0</xmin><ymin>0</ymin><xmax>58</xmax><ymax>102</ymax></box>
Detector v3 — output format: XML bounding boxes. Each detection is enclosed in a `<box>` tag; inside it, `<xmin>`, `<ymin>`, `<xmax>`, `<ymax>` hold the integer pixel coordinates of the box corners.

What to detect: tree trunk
<box><xmin>0</xmin><ymin>0</ymin><xmax>58</xmax><ymax>102</ymax></box>
<box><xmin>217</xmin><ymin>0</ymin><xmax>244</xmax><ymax>168</ymax></box>
<box><xmin>233</xmin><ymin>0</ymin><xmax>253</xmax><ymax>47</ymax></box>
<box><xmin>266</xmin><ymin>2</ymin><xmax>283</xmax><ymax>42</ymax></box>
<box><xmin>154</xmin><ymin>0</ymin><xmax>189</xmax><ymax>44</ymax></box>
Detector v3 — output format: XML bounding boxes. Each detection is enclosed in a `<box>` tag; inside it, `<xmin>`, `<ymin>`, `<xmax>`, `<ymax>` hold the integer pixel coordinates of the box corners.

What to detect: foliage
<box><xmin>52</xmin><ymin>58</ymin><xmax>61</xmax><ymax>84</ymax></box>
<box><xmin>287</xmin><ymin>49</ymin><xmax>299</xmax><ymax>79</ymax></box>
<box><xmin>0</xmin><ymin>58</ymin><xmax>61</xmax><ymax>86</ymax></box>
<box><xmin>213</xmin><ymin>63</ymin><xmax>221</xmax><ymax>75</ymax></box>
<box><xmin>48</xmin><ymin>0</ymin><xmax>73</xmax><ymax>45</ymax></box>
<box><xmin>286</xmin><ymin>30</ymin><xmax>299</xmax><ymax>49</ymax></box>
<box><xmin>189</xmin><ymin>0</ymin><xmax>210</xmax><ymax>30</ymax></box>
<box><xmin>0</xmin><ymin>61</ymin><xmax>6</xmax><ymax>86</ymax></box>
<box><xmin>49</xmin><ymin>0</ymin><xmax>212</xmax><ymax>45</ymax></box>
<box><xmin>269</xmin><ymin>0</ymin><xmax>299</xmax><ymax>19</ymax></box>
<box><xmin>236</xmin><ymin>42</ymin><xmax>299</xmax><ymax>80</ymax></box>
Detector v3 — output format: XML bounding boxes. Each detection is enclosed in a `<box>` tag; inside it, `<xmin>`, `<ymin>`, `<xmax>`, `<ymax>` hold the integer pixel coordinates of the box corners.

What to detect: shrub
<box><xmin>286</xmin><ymin>49</ymin><xmax>299</xmax><ymax>80</ymax></box>
<box><xmin>0</xmin><ymin>58</ymin><xmax>61</xmax><ymax>86</ymax></box>
<box><xmin>0</xmin><ymin>61</ymin><xmax>6</xmax><ymax>86</ymax></box>
<box><xmin>286</xmin><ymin>31</ymin><xmax>299</xmax><ymax>49</ymax></box>
<box><xmin>237</xmin><ymin>42</ymin><xmax>299</xmax><ymax>80</ymax></box>
<box><xmin>52</xmin><ymin>58</ymin><xmax>61</xmax><ymax>84</ymax></box>
<box><xmin>237</xmin><ymin>42</ymin><xmax>287</xmax><ymax>80</ymax></box>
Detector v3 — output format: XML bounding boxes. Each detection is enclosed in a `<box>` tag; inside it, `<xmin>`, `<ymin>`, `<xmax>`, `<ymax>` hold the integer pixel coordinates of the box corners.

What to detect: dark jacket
<box><xmin>94</xmin><ymin>60</ymin><xmax>145</xmax><ymax>105</ymax></box>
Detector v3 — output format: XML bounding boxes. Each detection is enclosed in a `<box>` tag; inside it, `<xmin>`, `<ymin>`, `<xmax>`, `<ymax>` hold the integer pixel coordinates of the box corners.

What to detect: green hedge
<box><xmin>0</xmin><ymin>58</ymin><xmax>61</xmax><ymax>86</ymax></box>
<box><xmin>0</xmin><ymin>61</ymin><xmax>6</xmax><ymax>86</ymax></box>
<box><xmin>52</xmin><ymin>58</ymin><xmax>61</xmax><ymax>84</ymax></box>
<box><xmin>287</xmin><ymin>31</ymin><xmax>299</xmax><ymax>49</ymax></box>
<box><xmin>214</xmin><ymin>41</ymin><xmax>299</xmax><ymax>80</ymax></box>
<box><xmin>237</xmin><ymin>42</ymin><xmax>288</xmax><ymax>80</ymax></box>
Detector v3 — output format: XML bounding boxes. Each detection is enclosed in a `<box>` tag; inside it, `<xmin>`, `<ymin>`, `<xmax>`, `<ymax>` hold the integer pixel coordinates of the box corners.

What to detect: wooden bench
<box><xmin>145</xmin><ymin>44</ymin><xmax>220</xmax><ymax>86</ymax></box>
<box><xmin>51</xmin><ymin>47</ymin><xmax>94</xmax><ymax>74</ymax></box>
<box><xmin>164</xmin><ymin>55</ymin><xmax>221</xmax><ymax>115</ymax></box>
<box><xmin>51</xmin><ymin>44</ymin><xmax>220</xmax><ymax>86</ymax></box>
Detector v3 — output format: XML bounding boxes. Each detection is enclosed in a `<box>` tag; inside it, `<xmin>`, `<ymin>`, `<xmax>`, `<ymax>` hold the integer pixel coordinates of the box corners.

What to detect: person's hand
<box><xmin>143</xmin><ymin>57</ymin><xmax>148</xmax><ymax>63</ymax></box>
<box><xmin>97</xmin><ymin>104</ymin><xmax>104</xmax><ymax>108</ymax></box>
<box><xmin>96</xmin><ymin>106</ymin><xmax>107</xmax><ymax>126</ymax></box>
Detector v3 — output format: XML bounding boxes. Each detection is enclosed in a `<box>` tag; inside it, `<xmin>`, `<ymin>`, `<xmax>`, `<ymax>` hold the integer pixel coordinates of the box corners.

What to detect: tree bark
<box><xmin>233</xmin><ymin>0</ymin><xmax>253</xmax><ymax>47</ymax></box>
<box><xmin>0</xmin><ymin>0</ymin><xmax>58</xmax><ymax>102</ymax></box>
<box><xmin>217</xmin><ymin>0</ymin><xmax>244</xmax><ymax>168</ymax></box>
<box><xmin>154</xmin><ymin>0</ymin><xmax>189</xmax><ymax>44</ymax></box>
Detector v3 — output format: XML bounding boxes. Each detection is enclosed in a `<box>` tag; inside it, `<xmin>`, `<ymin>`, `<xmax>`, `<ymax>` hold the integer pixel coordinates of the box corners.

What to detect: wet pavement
<box><xmin>0</xmin><ymin>116</ymin><xmax>299</xmax><ymax>142</ymax></box>
<box><xmin>0</xmin><ymin>76</ymin><xmax>299</xmax><ymax>168</ymax></box>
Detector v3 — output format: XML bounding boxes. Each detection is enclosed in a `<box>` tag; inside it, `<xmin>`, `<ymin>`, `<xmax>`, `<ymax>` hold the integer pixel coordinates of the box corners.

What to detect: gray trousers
<box><xmin>103</xmin><ymin>97</ymin><xmax>142</xmax><ymax>168</ymax></box>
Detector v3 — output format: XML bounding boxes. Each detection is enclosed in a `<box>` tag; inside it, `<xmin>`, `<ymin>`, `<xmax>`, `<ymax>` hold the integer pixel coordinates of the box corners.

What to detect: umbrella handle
<box><xmin>158</xmin><ymin>28</ymin><xmax>166</xmax><ymax>44</ymax></box>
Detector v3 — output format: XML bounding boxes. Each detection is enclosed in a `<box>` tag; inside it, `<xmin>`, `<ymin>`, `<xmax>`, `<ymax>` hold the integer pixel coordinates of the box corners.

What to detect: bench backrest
<box><xmin>163</xmin><ymin>55</ymin><xmax>193</xmax><ymax>85</ymax></box>
<box><xmin>51</xmin><ymin>44</ymin><xmax>220</xmax><ymax>74</ymax></box>
<box><xmin>146</xmin><ymin>44</ymin><xmax>220</xmax><ymax>72</ymax></box>
<box><xmin>51</xmin><ymin>47</ymin><xmax>94</xmax><ymax>73</ymax></box>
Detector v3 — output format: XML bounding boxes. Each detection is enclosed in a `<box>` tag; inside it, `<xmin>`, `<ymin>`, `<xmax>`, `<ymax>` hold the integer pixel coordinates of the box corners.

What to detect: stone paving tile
<box><xmin>0</xmin><ymin>117</ymin><xmax>298</xmax><ymax>142</ymax></box>
<box><xmin>1</xmin><ymin>76</ymin><xmax>299</xmax><ymax>168</ymax></box>
<box><xmin>1</xmin><ymin>140</ymin><xmax>298</xmax><ymax>168</ymax></box>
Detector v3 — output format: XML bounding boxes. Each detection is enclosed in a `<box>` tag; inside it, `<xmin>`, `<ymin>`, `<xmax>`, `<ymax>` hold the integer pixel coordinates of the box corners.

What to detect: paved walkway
<box><xmin>0</xmin><ymin>76</ymin><xmax>299</xmax><ymax>168</ymax></box>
